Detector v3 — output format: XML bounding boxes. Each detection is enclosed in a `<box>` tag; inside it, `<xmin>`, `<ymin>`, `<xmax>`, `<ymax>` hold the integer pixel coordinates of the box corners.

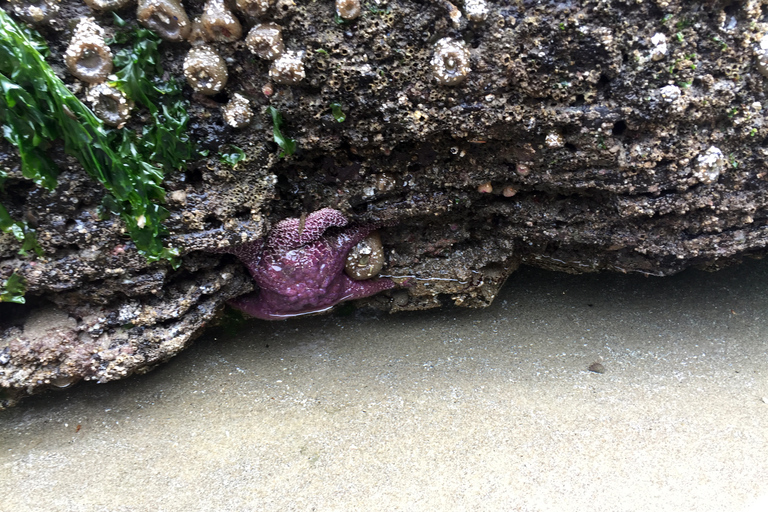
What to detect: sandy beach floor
<box><xmin>2</xmin><ymin>260</ymin><xmax>767</xmax><ymax>511</ymax></box>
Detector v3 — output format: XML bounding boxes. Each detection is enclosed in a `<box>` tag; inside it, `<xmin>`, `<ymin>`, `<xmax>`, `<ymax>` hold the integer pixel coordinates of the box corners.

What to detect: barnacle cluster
<box><xmin>245</xmin><ymin>23</ymin><xmax>284</xmax><ymax>60</ymax></box>
<box><xmin>64</xmin><ymin>18</ymin><xmax>113</xmax><ymax>84</ymax></box>
<box><xmin>431</xmin><ymin>37</ymin><xmax>470</xmax><ymax>85</ymax></box>
<box><xmin>183</xmin><ymin>45</ymin><xmax>228</xmax><ymax>95</ymax></box>
<box><xmin>137</xmin><ymin>0</ymin><xmax>191</xmax><ymax>42</ymax></box>
<box><xmin>86</xmin><ymin>83</ymin><xmax>134</xmax><ymax>128</ymax></box>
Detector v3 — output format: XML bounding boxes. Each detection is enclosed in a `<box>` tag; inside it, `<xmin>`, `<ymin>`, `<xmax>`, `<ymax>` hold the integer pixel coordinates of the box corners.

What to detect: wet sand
<box><xmin>2</xmin><ymin>261</ymin><xmax>767</xmax><ymax>511</ymax></box>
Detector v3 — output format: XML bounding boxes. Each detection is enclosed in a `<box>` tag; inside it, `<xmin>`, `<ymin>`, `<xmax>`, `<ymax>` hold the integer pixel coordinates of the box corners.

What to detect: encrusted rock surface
<box><xmin>3</xmin><ymin>0</ymin><xmax>768</xmax><ymax>407</ymax></box>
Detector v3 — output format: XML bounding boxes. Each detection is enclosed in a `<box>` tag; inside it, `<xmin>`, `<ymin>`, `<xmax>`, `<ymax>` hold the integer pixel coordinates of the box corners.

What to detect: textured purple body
<box><xmin>223</xmin><ymin>208</ymin><xmax>394</xmax><ymax>320</ymax></box>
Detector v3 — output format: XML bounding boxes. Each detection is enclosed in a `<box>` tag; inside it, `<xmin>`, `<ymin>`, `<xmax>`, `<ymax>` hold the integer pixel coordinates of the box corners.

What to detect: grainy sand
<box><xmin>2</xmin><ymin>261</ymin><xmax>767</xmax><ymax>512</ymax></box>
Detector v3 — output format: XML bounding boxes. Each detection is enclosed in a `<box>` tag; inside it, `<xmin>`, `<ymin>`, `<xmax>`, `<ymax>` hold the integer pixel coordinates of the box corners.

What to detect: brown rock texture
<box><xmin>3</xmin><ymin>0</ymin><xmax>768</xmax><ymax>407</ymax></box>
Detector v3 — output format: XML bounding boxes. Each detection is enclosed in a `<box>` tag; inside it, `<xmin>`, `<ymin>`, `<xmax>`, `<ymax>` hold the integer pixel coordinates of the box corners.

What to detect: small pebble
<box><xmin>588</xmin><ymin>362</ymin><xmax>606</xmax><ymax>374</ymax></box>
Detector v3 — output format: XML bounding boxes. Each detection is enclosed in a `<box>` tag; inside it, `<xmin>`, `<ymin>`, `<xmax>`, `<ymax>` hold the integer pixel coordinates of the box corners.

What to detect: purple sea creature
<box><xmin>221</xmin><ymin>208</ymin><xmax>394</xmax><ymax>319</ymax></box>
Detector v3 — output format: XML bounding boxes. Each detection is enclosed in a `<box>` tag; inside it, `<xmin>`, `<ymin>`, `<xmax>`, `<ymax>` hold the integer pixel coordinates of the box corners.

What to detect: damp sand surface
<box><xmin>2</xmin><ymin>262</ymin><xmax>768</xmax><ymax>512</ymax></box>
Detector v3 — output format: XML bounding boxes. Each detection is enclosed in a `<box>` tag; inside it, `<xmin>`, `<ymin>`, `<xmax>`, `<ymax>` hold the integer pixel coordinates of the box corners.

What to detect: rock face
<box><xmin>2</xmin><ymin>0</ymin><xmax>768</xmax><ymax>407</ymax></box>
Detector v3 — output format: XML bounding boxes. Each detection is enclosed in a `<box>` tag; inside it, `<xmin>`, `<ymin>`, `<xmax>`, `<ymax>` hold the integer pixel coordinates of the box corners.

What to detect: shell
<box><xmin>236</xmin><ymin>0</ymin><xmax>273</xmax><ymax>19</ymax></box>
<box><xmin>431</xmin><ymin>37</ymin><xmax>470</xmax><ymax>86</ymax></box>
<box><xmin>183</xmin><ymin>45</ymin><xmax>228</xmax><ymax>95</ymax></box>
<box><xmin>245</xmin><ymin>23</ymin><xmax>284</xmax><ymax>61</ymax></box>
<box><xmin>345</xmin><ymin>231</ymin><xmax>385</xmax><ymax>281</ymax></box>
<box><xmin>64</xmin><ymin>18</ymin><xmax>113</xmax><ymax>84</ymax></box>
<box><xmin>335</xmin><ymin>0</ymin><xmax>361</xmax><ymax>20</ymax></box>
<box><xmin>86</xmin><ymin>83</ymin><xmax>133</xmax><ymax>128</ymax></box>
<box><xmin>269</xmin><ymin>50</ymin><xmax>305</xmax><ymax>84</ymax></box>
<box><xmin>201</xmin><ymin>0</ymin><xmax>242</xmax><ymax>43</ymax></box>
<box><xmin>137</xmin><ymin>0</ymin><xmax>191</xmax><ymax>42</ymax></box>
<box><xmin>223</xmin><ymin>93</ymin><xmax>253</xmax><ymax>128</ymax></box>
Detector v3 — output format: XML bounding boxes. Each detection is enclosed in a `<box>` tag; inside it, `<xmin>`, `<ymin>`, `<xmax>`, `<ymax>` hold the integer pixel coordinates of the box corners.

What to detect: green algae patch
<box><xmin>109</xmin><ymin>15</ymin><xmax>193</xmax><ymax>172</ymax></box>
<box><xmin>267</xmin><ymin>106</ymin><xmax>296</xmax><ymax>157</ymax></box>
<box><xmin>0</xmin><ymin>272</ymin><xmax>26</xmax><ymax>304</ymax></box>
<box><xmin>0</xmin><ymin>9</ymin><xmax>183</xmax><ymax>265</ymax></box>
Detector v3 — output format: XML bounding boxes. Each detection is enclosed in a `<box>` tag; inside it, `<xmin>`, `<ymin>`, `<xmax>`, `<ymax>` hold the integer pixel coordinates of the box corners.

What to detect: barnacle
<box><xmin>245</xmin><ymin>23</ymin><xmax>284</xmax><ymax>60</ymax></box>
<box><xmin>269</xmin><ymin>50</ymin><xmax>305</xmax><ymax>84</ymax></box>
<box><xmin>545</xmin><ymin>131</ymin><xmax>564</xmax><ymax>148</ymax></box>
<box><xmin>335</xmin><ymin>0</ymin><xmax>361</xmax><ymax>20</ymax></box>
<box><xmin>235</xmin><ymin>0</ymin><xmax>273</xmax><ymax>18</ymax></box>
<box><xmin>756</xmin><ymin>37</ymin><xmax>768</xmax><ymax>78</ymax></box>
<box><xmin>137</xmin><ymin>0</ymin><xmax>191</xmax><ymax>42</ymax></box>
<box><xmin>86</xmin><ymin>83</ymin><xmax>133</xmax><ymax>128</ymax></box>
<box><xmin>757</xmin><ymin>50</ymin><xmax>768</xmax><ymax>78</ymax></box>
<box><xmin>223</xmin><ymin>93</ymin><xmax>253</xmax><ymax>128</ymax></box>
<box><xmin>345</xmin><ymin>231</ymin><xmax>386</xmax><ymax>281</ymax></box>
<box><xmin>187</xmin><ymin>17</ymin><xmax>210</xmax><ymax>45</ymax></box>
<box><xmin>8</xmin><ymin>0</ymin><xmax>60</xmax><ymax>23</ymax></box>
<box><xmin>64</xmin><ymin>18</ymin><xmax>113</xmax><ymax>84</ymax></box>
<box><xmin>183</xmin><ymin>45</ymin><xmax>228</xmax><ymax>95</ymax></box>
<box><xmin>431</xmin><ymin>37</ymin><xmax>470</xmax><ymax>86</ymax></box>
<box><xmin>650</xmin><ymin>33</ymin><xmax>668</xmax><ymax>61</ymax></box>
<box><xmin>201</xmin><ymin>0</ymin><xmax>242</xmax><ymax>43</ymax></box>
<box><xmin>463</xmin><ymin>0</ymin><xmax>487</xmax><ymax>22</ymax></box>
<box><xmin>694</xmin><ymin>146</ymin><xmax>726</xmax><ymax>184</ymax></box>
<box><xmin>83</xmin><ymin>0</ymin><xmax>133</xmax><ymax>11</ymax></box>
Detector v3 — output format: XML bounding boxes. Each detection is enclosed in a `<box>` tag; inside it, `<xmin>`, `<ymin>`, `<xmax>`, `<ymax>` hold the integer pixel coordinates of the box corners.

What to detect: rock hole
<box><xmin>612</xmin><ymin>120</ymin><xmax>627</xmax><ymax>136</ymax></box>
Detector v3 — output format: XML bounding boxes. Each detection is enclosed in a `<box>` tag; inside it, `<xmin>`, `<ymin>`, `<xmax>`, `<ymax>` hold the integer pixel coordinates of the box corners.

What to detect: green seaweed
<box><xmin>110</xmin><ymin>16</ymin><xmax>193</xmax><ymax>171</ymax></box>
<box><xmin>330</xmin><ymin>102</ymin><xmax>346</xmax><ymax>123</ymax></box>
<box><xmin>0</xmin><ymin>9</ymin><xmax>188</xmax><ymax>265</ymax></box>
<box><xmin>0</xmin><ymin>272</ymin><xmax>26</xmax><ymax>304</ymax></box>
<box><xmin>267</xmin><ymin>106</ymin><xmax>297</xmax><ymax>157</ymax></box>
<box><xmin>219</xmin><ymin>146</ymin><xmax>247</xmax><ymax>167</ymax></box>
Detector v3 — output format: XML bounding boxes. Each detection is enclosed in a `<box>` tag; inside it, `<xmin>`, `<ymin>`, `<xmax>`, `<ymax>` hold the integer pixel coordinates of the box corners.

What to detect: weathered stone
<box><xmin>3</xmin><ymin>0</ymin><xmax>768</xmax><ymax>407</ymax></box>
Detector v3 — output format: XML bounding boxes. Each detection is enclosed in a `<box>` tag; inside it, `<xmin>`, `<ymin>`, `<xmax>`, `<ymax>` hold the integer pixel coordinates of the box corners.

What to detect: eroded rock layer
<box><xmin>2</xmin><ymin>0</ymin><xmax>768</xmax><ymax>407</ymax></box>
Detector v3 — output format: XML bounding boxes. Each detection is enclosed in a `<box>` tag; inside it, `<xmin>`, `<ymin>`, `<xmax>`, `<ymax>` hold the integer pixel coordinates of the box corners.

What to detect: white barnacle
<box><xmin>201</xmin><ymin>0</ymin><xmax>242</xmax><ymax>43</ymax></box>
<box><xmin>659</xmin><ymin>84</ymin><xmax>681</xmax><ymax>102</ymax></box>
<box><xmin>223</xmin><ymin>93</ymin><xmax>253</xmax><ymax>128</ymax></box>
<box><xmin>86</xmin><ymin>83</ymin><xmax>133</xmax><ymax>128</ymax></box>
<box><xmin>694</xmin><ymin>146</ymin><xmax>726</xmax><ymax>184</ymax></box>
<box><xmin>431</xmin><ymin>37</ymin><xmax>470</xmax><ymax>86</ymax></box>
<box><xmin>269</xmin><ymin>50</ymin><xmax>306</xmax><ymax>84</ymax></box>
<box><xmin>463</xmin><ymin>0</ymin><xmax>487</xmax><ymax>22</ymax></box>
<box><xmin>545</xmin><ymin>131</ymin><xmax>564</xmax><ymax>148</ymax></box>
<box><xmin>755</xmin><ymin>34</ymin><xmax>768</xmax><ymax>78</ymax></box>
<box><xmin>137</xmin><ymin>0</ymin><xmax>191</xmax><ymax>42</ymax></box>
<box><xmin>246</xmin><ymin>23</ymin><xmax>284</xmax><ymax>60</ymax></box>
<box><xmin>650</xmin><ymin>32</ymin><xmax>667</xmax><ymax>61</ymax></box>
<box><xmin>335</xmin><ymin>0</ymin><xmax>361</xmax><ymax>20</ymax></box>
<box><xmin>183</xmin><ymin>45</ymin><xmax>228</xmax><ymax>95</ymax></box>
<box><xmin>236</xmin><ymin>0</ymin><xmax>273</xmax><ymax>18</ymax></box>
<box><xmin>65</xmin><ymin>18</ymin><xmax>113</xmax><ymax>84</ymax></box>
